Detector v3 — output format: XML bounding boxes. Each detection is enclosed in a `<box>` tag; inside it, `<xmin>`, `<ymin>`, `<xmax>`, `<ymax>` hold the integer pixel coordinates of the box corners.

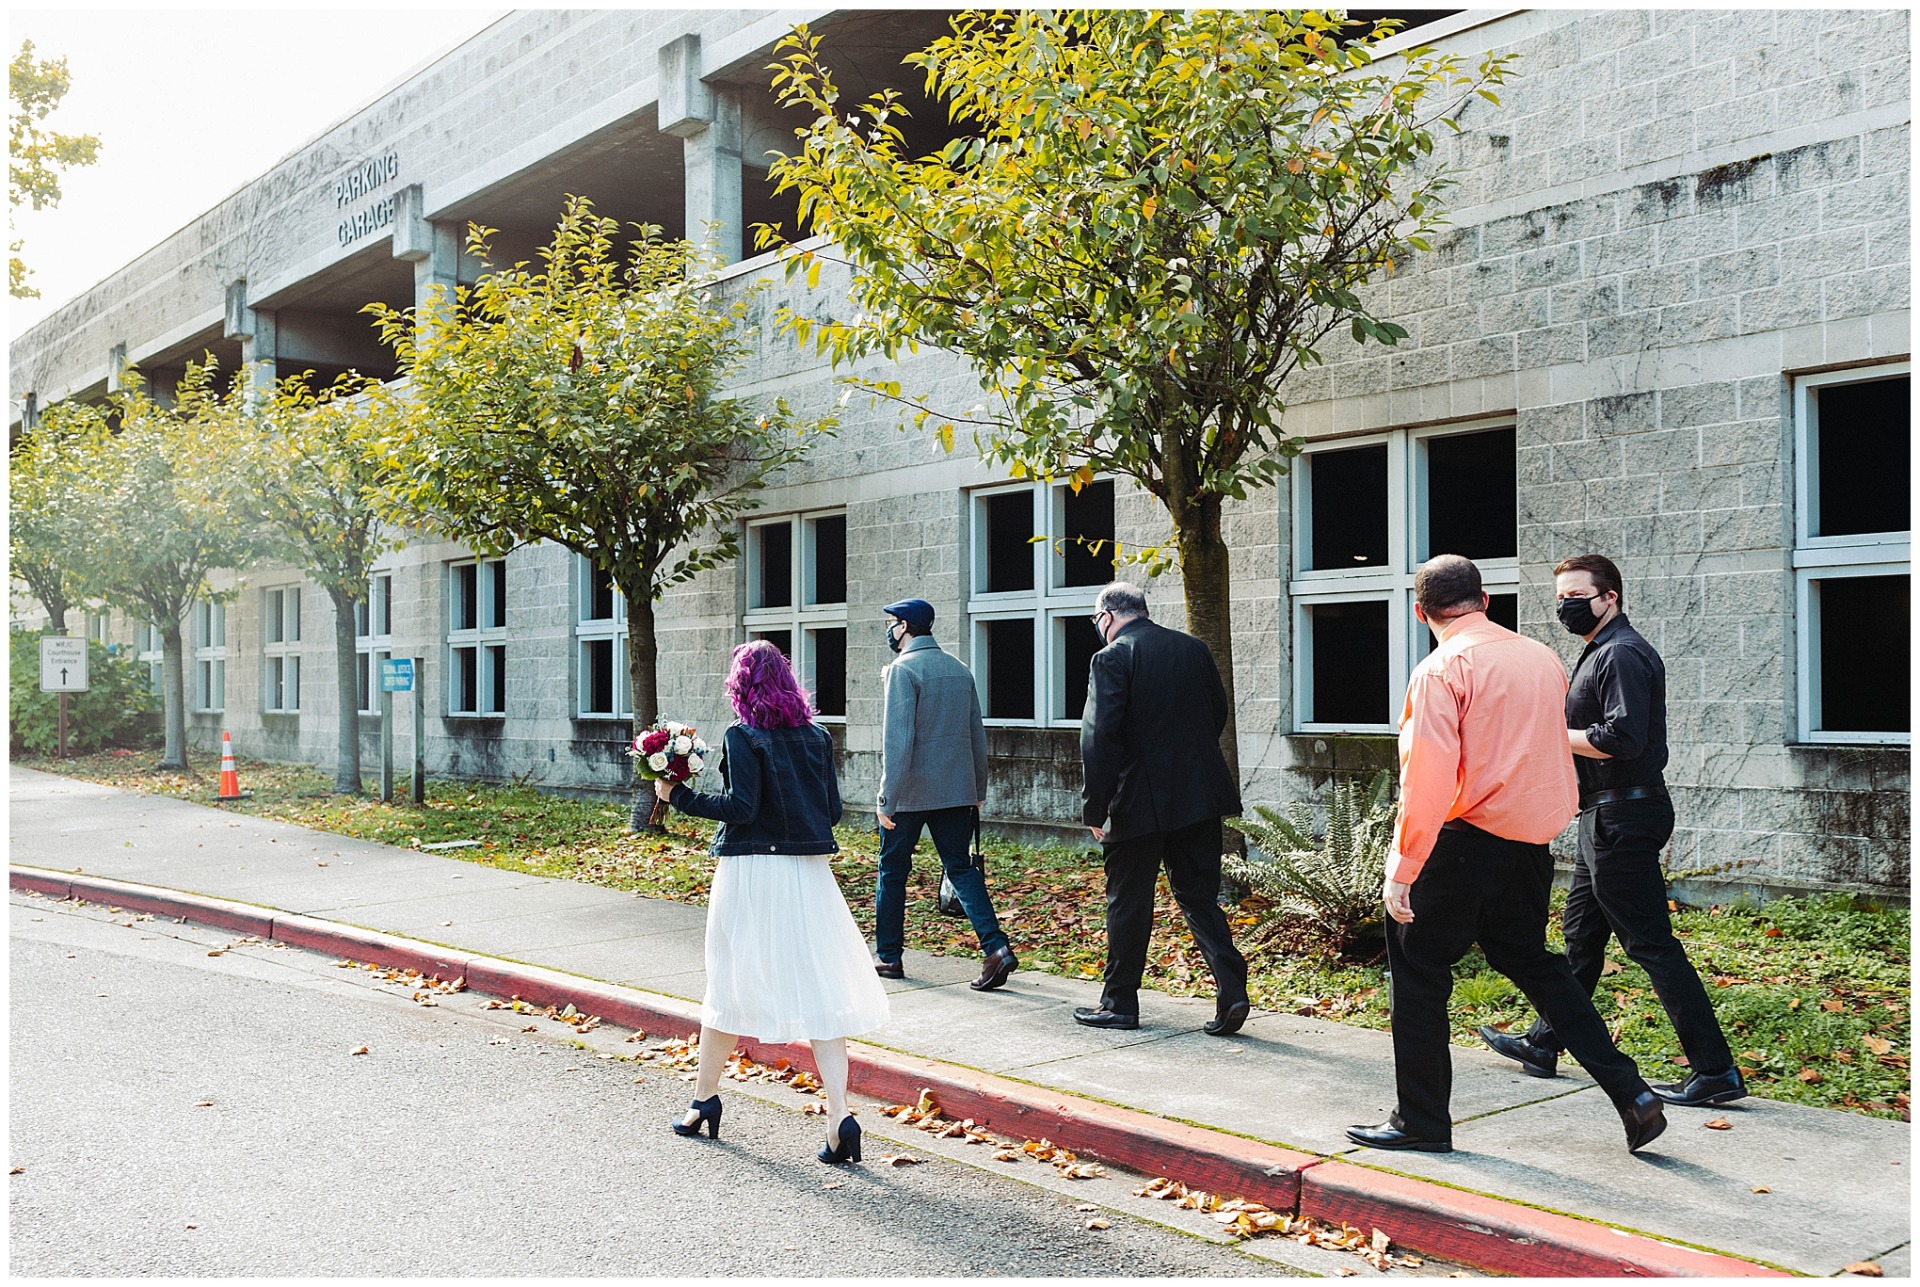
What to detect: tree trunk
<box><xmin>329</xmin><ymin>585</ymin><xmax>364</xmax><ymax>794</ymax></box>
<box><xmin>625</xmin><ymin>586</ymin><xmax>662</xmax><ymax>831</ymax></box>
<box><xmin>156</xmin><ymin>620</ymin><xmax>189</xmax><ymax>771</ymax></box>
<box><xmin>1173</xmin><ymin>494</ymin><xmax>1240</xmax><ymax>789</ymax></box>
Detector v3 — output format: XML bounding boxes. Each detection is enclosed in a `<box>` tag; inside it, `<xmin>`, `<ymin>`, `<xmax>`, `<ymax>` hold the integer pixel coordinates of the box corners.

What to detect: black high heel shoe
<box><xmin>818</xmin><ymin>1113</ymin><xmax>861</xmax><ymax>1164</ymax></box>
<box><xmin>672</xmin><ymin>1094</ymin><xmax>722</xmax><ymax>1139</ymax></box>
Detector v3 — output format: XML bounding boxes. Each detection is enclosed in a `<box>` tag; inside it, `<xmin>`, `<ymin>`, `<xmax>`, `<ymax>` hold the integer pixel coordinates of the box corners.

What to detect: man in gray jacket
<box><xmin>873</xmin><ymin>597</ymin><xmax>1017</xmax><ymax>991</ymax></box>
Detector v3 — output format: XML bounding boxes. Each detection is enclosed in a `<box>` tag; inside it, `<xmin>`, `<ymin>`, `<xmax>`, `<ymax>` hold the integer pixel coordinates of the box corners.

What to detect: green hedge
<box><xmin>9</xmin><ymin>630</ymin><xmax>160</xmax><ymax>755</ymax></box>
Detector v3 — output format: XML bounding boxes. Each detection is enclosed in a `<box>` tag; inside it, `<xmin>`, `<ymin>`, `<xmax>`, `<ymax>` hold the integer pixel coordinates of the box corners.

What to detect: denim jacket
<box><xmin>668</xmin><ymin>722</ymin><xmax>843</xmax><ymax>856</ymax></box>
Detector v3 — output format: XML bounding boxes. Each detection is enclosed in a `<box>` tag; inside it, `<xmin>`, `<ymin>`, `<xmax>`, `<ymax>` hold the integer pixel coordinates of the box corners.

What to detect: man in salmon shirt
<box><xmin>1346</xmin><ymin>555</ymin><xmax>1667</xmax><ymax>1155</ymax></box>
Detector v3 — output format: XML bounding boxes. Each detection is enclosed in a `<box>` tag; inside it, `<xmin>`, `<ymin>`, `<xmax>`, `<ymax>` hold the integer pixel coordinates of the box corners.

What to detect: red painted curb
<box><xmin>30</xmin><ymin>869</ymin><xmax>275</xmax><ymax>938</ymax></box>
<box><xmin>11</xmin><ymin>869</ymin><xmax>72</xmax><ymax>900</ymax></box>
<box><xmin>268</xmin><ymin>912</ymin><xmax>469</xmax><ymax>982</ymax></box>
<box><xmin>1301</xmin><ymin>1159</ymin><xmax>1793</xmax><ymax>1278</ymax></box>
<box><xmin>843</xmin><ymin>1044</ymin><xmax>1318</xmax><ymax>1211</ymax></box>
<box><xmin>10</xmin><ymin>865</ymin><xmax>1788</xmax><ymax>1278</ymax></box>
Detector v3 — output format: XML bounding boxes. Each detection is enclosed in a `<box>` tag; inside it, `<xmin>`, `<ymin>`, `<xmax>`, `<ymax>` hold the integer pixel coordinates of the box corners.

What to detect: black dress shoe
<box><xmin>1618</xmin><ymin>1090</ymin><xmax>1668</xmax><ymax>1152</ymax></box>
<box><xmin>1651</xmin><ymin>1066</ymin><xmax>1747</xmax><ymax>1107</ymax></box>
<box><xmin>1204</xmin><ymin>1000</ymin><xmax>1251</xmax><ymax>1037</ymax></box>
<box><xmin>1073</xmin><ymin>1006</ymin><xmax>1139</xmax><ymax>1030</ymax></box>
<box><xmin>1477</xmin><ymin>1024</ymin><xmax>1559</xmax><ymax>1078</ymax></box>
<box><xmin>969</xmin><ymin>945</ymin><xmax>1018</xmax><ymax>992</ymax></box>
<box><xmin>1345</xmin><ymin>1120</ymin><xmax>1453</xmax><ymax>1153</ymax></box>
<box><xmin>874</xmin><ymin>960</ymin><xmax>905</xmax><ymax>980</ymax></box>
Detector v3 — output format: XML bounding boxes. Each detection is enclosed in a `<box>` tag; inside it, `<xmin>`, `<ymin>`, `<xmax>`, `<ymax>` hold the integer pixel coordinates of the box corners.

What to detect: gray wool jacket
<box><xmin>877</xmin><ymin>635</ymin><xmax>990</xmax><ymax>814</ymax></box>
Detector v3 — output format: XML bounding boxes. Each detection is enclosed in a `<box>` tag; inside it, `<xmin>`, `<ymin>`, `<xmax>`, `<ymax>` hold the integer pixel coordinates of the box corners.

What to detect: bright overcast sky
<box><xmin>7</xmin><ymin>7</ymin><xmax>510</xmax><ymax>340</ymax></box>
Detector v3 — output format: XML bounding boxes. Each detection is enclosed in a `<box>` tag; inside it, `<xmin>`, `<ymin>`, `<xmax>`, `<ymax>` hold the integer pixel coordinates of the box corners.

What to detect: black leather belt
<box><xmin>1440</xmin><ymin>819</ymin><xmax>1474</xmax><ymax>832</ymax></box>
<box><xmin>1581</xmin><ymin>785</ymin><xmax>1669</xmax><ymax>809</ymax></box>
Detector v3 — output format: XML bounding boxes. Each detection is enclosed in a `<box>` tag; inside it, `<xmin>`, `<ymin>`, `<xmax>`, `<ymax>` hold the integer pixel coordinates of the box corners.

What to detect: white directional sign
<box><xmin>39</xmin><ymin>636</ymin><xmax>89</xmax><ymax>692</ymax></box>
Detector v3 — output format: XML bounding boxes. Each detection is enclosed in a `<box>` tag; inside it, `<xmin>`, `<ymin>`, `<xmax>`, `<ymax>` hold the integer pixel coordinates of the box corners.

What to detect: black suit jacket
<box><xmin>1080</xmin><ymin>618</ymin><xmax>1241</xmax><ymax>843</ymax></box>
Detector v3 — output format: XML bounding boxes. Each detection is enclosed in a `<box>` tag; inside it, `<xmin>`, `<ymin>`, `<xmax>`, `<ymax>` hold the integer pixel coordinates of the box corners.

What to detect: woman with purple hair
<box><xmin>654</xmin><ymin>639</ymin><xmax>890</xmax><ymax>1164</ymax></box>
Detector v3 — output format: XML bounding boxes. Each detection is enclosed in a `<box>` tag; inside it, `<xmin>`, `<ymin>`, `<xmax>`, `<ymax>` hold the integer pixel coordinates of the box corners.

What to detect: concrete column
<box><xmin>105</xmin><ymin>343</ymin><xmax>128</xmax><ymax>393</ymax></box>
<box><xmin>223</xmin><ymin>279</ymin><xmax>276</xmax><ymax>396</ymax></box>
<box><xmin>658</xmin><ymin>33</ymin><xmax>741</xmax><ymax>264</ymax></box>
<box><xmin>393</xmin><ymin>184</ymin><xmax>460</xmax><ymax>338</ymax></box>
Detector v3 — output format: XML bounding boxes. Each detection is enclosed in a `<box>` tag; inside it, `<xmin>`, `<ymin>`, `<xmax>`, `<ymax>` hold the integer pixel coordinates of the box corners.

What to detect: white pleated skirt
<box><xmin>701</xmin><ymin>852</ymin><xmax>892</xmax><ymax>1043</ymax></box>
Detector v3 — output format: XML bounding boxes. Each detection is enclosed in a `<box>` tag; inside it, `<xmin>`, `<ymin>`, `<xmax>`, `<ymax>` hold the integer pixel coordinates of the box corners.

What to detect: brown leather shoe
<box><xmin>969</xmin><ymin>945</ymin><xmax>1018</xmax><ymax>992</ymax></box>
<box><xmin>874</xmin><ymin>960</ymin><xmax>905</xmax><ymax>980</ymax></box>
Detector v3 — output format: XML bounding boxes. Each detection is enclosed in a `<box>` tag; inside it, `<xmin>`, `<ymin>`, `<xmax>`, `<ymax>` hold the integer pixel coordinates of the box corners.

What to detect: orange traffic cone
<box><xmin>216</xmin><ymin>730</ymin><xmax>245</xmax><ymax>801</ymax></box>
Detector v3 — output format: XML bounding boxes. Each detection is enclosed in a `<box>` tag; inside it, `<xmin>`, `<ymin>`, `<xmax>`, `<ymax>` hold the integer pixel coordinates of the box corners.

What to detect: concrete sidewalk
<box><xmin>10</xmin><ymin>766</ymin><xmax>1909</xmax><ymax>1277</ymax></box>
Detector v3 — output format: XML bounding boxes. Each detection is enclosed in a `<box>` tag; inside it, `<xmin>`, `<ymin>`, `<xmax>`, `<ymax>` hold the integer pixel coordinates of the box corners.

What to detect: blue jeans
<box><xmin>874</xmin><ymin>806</ymin><xmax>1008</xmax><ymax>963</ymax></box>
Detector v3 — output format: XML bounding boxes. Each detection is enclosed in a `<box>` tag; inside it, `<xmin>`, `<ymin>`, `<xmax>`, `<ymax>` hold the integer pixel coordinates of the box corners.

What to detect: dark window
<box><xmin>1061</xmin><ymin>615</ymin><xmax>1103</xmax><ymax>721</ymax></box>
<box><xmin>812</xmin><ymin>627</ymin><xmax>847</xmax><ymax>717</ymax></box>
<box><xmin>375</xmin><ymin>580</ymin><xmax>391</xmax><ymax>636</ymax></box>
<box><xmin>487</xmin><ymin>561</ymin><xmax>507</xmax><ymax>629</ymax></box>
<box><xmin>1414</xmin><ymin>592</ymin><xmax>1519</xmax><ymax>660</ymax></box>
<box><xmin>487</xmin><ymin>645</ymin><xmax>507</xmax><ymax>713</ymax></box>
<box><xmin>983</xmin><ymin>618</ymin><xmax>1035</xmax><ymax>719</ymax></box>
<box><xmin>1307</xmin><ymin>600</ymin><xmax>1390</xmax><ymax>724</ymax></box>
<box><xmin>453</xmin><ymin>565</ymin><xmax>477</xmax><ymax>631</ymax></box>
<box><xmin>983</xmin><ymin>492</ymin><xmax>1035</xmax><ymax>592</ymax></box>
<box><xmin>1062</xmin><ymin>481</ymin><xmax>1116</xmax><ymax>587</ymax></box>
<box><xmin>453</xmin><ymin>647</ymin><xmax>477</xmax><ymax>713</ymax></box>
<box><xmin>1814</xmin><ymin>377</ymin><xmax>1910</xmax><ymax>537</ymax></box>
<box><xmin>752</xmin><ymin>629</ymin><xmax>793</xmax><ymax>658</ymax></box>
<box><xmin>811</xmin><ymin>515</ymin><xmax>847</xmax><ymax>605</ymax></box>
<box><xmin>356</xmin><ymin>653</ymin><xmax>371</xmax><ymax>711</ymax></box>
<box><xmin>1426</xmin><ymin>428</ymin><xmax>1517</xmax><ymax>560</ymax></box>
<box><xmin>1817</xmin><ymin>575</ymin><xmax>1909</xmax><ymax>733</ymax></box>
<box><xmin>755</xmin><ymin>523</ymin><xmax>793</xmax><ymax>609</ymax></box>
<box><xmin>1309</xmin><ymin>445</ymin><xmax>1389</xmax><ymax>570</ymax></box>
<box><xmin>588</xmin><ymin>564</ymin><xmax>616</xmax><ymax>620</ymax></box>
<box><xmin>585</xmin><ymin>638</ymin><xmax>616</xmax><ymax>714</ymax></box>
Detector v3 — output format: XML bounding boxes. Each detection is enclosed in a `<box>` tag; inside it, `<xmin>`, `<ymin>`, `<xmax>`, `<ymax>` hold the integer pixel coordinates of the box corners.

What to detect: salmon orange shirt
<box><xmin>1388</xmin><ymin>612</ymin><xmax>1580</xmax><ymax>885</ymax></box>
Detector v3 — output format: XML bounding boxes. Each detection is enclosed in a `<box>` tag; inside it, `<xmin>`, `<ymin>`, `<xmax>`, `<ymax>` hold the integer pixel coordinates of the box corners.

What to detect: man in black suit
<box><xmin>1076</xmin><ymin>581</ymin><xmax>1250</xmax><ymax>1036</ymax></box>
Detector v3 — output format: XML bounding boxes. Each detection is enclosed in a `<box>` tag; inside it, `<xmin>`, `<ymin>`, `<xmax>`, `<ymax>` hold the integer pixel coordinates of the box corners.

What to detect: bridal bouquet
<box><xmin>629</xmin><ymin>720</ymin><xmax>710</xmax><ymax>785</ymax></box>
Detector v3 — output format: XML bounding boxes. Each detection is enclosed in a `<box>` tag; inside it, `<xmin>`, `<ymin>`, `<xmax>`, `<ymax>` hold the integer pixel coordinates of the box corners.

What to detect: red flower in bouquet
<box><xmin>629</xmin><ymin>720</ymin><xmax>710</xmax><ymax>784</ymax></box>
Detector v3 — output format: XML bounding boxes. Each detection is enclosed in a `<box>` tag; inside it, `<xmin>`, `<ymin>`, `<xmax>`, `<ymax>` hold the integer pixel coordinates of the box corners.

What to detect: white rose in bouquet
<box><xmin>687</xmin><ymin>753</ymin><xmax>706</xmax><ymax>772</ymax></box>
<box><xmin>673</xmin><ymin>734</ymin><xmax>693</xmax><ymax>756</ymax></box>
<box><xmin>647</xmin><ymin>751</ymin><xmax>670</xmax><ymax>772</ymax></box>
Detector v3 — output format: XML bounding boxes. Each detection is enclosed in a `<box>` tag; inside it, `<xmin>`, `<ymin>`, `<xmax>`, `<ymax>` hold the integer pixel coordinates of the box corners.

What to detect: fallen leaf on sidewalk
<box><xmin>1751</xmin><ymin>1186</ymin><xmax>1770</xmax><ymax>1193</ymax></box>
<box><xmin>1085</xmin><ymin>1218</ymin><xmax>1110</xmax><ymax>1231</ymax></box>
<box><xmin>9</xmin><ymin>1167</ymin><xmax>23</xmax><ymax>1175</ymax></box>
<box><xmin>880</xmin><ymin>1154</ymin><xmax>921</xmax><ymax>1167</ymax></box>
<box><xmin>487</xmin><ymin>1036</ymin><xmax>510</xmax><ymax>1046</ymax></box>
<box><xmin>822</xmin><ymin>1181</ymin><xmax>845</xmax><ymax>1190</ymax></box>
<box><xmin>206</xmin><ymin>949</ymin><xmax>224</xmax><ymax>957</ymax></box>
<box><xmin>1843</xmin><ymin>1262</ymin><xmax>1884</xmax><ymax>1277</ymax></box>
<box><xmin>991</xmin><ymin>1149</ymin><xmax>1020</xmax><ymax>1162</ymax></box>
<box><xmin>193</xmin><ymin>1100</ymin><xmax>215</xmax><ymax>1108</ymax></box>
<box><xmin>1703</xmin><ymin>1118</ymin><xmax>1732</xmax><ymax>1130</ymax></box>
<box><xmin>1371</xmin><ymin>1229</ymin><xmax>1391</xmax><ymax>1254</ymax></box>
<box><xmin>349</xmin><ymin>1046</ymin><xmax>369</xmax><ymax>1056</ymax></box>
<box><xmin>1076</xmin><ymin>1203</ymin><xmax>1099</xmax><ymax>1212</ymax></box>
<box><xmin>1334</xmin><ymin>1268</ymin><xmax>1355</xmax><ymax>1277</ymax></box>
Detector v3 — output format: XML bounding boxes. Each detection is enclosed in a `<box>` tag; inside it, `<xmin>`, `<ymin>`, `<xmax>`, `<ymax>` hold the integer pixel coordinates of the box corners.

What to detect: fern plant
<box><xmin>1224</xmin><ymin>769</ymin><xmax>1399</xmax><ymax>959</ymax></box>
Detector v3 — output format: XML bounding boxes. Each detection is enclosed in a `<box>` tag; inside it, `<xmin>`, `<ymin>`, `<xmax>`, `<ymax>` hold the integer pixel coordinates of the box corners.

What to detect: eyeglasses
<box><xmin>1088</xmin><ymin>610</ymin><xmax>1111</xmax><ymax>629</ymax></box>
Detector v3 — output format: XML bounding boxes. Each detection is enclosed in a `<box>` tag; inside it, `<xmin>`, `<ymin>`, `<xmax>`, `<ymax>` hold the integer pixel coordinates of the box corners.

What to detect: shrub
<box><xmin>1224</xmin><ymin>769</ymin><xmax>1398</xmax><ymax>959</ymax></box>
<box><xmin>9</xmin><ymin>630</ymin><xmax>160</xmax><ymax>755</ymax></box>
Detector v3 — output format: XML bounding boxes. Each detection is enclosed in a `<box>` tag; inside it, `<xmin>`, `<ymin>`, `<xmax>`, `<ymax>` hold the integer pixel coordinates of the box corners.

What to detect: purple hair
<box><xmin>725</xmin><ymin>640</ymin><xmax>815</xmax><ymax>730</ymax></box>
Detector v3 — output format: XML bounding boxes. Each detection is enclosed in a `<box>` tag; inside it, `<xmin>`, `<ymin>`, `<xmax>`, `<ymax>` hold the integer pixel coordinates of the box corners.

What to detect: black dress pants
<box><xmin>1387</xmin><ymin>822</ymin><xmax>1649</xmax><ymax>1141</ymax></box>
<box><xmin>1524</xmin><ymin>799</ymin><xmax>1734</xmax><ymax>1075</ymax></box>
<box><xmin>1100</xmin><ymin>817</ymin><xmax>1249</xmax><ymax>1017</ymax></box>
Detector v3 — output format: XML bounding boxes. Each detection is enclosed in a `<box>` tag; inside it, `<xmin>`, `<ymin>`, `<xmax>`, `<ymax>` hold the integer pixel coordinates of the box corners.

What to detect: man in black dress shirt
<box><xmin>1480</xmin><ymin>554</ymin><xmax>1745</xmax><ymax>1108</ymax></box>
<box><xmin>1074</xmin><ymin>581</ymin><xmax>1251</xmax><ymax>1036</ymax></box>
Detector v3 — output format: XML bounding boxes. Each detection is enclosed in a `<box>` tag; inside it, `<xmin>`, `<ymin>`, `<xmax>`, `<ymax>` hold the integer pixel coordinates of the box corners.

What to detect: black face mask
<box><xmin>885</xmin><ymin>622</ymin><xmax>904</xmax><ymax>654</ymax></box>
<box><xmin>1557</xmin><ymin>595</ymin><xmax>1606</xmax><ymax>636</ymax></box>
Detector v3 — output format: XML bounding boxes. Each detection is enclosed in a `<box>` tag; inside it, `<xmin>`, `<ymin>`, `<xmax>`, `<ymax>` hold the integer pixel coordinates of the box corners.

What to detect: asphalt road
<box><xmin>10</xmin><ymin>892</ymin><xmax>1382</xmax><ymax>1278</ymax></box>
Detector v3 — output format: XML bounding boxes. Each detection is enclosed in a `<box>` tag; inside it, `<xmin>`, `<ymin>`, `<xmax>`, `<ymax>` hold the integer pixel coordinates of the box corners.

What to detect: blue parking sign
<box><xmin>380</xmin><ymin>658</ymin><xmax>415</xmax><ymax>693</ymax></box>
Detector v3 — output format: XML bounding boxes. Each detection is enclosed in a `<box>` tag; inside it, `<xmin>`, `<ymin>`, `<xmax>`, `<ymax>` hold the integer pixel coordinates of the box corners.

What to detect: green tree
<box><xmin>237</xmin><ymin>373</ymin><xmax>407</xmax><ymax>794</ymax></box>
<box><xmin>9</xmin><ymin>412</ymin><xmax>92</xmax><ymax>632</ymax></box>
<box><xmin>9</xmin><ymin>39</ymin><xmax>100</xmax><ymax>298</ymax></box>
<box><xmin>761</xmin><ymin>10</ymin><xmax>1512</xmax><ymax>780</ymax></box>
<box><xmin>9</xmin><ymin>631</ymin><xmax>158</xmax><ymax>755</ymax></box>
<box><xmin>368</xmin><ymin>197</ymin><xmax>833</xmax><ymax>827</ymax></box>
<box><xmin>38</xmin><ymin>363</ymin><xmax>265</xmax><ymax>771</ymax></box>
